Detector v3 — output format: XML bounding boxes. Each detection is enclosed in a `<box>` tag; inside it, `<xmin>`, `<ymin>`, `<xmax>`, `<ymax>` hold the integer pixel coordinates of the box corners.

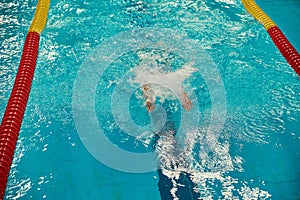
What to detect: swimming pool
<box><xmin>1</xmin><ymin>0</ymin><xmax>299</xmax><ymax>199</ymax></box>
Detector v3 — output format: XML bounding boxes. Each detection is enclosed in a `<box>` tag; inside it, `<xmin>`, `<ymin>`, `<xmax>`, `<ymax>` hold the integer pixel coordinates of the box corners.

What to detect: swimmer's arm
<box><xmin>180</xmin><ymin>90</ymin><xmax>193</xmax><ymax>111</ymax></box>
<box><xmin>141</xmin><ymin>84</ymin><xmax>156</xmax><ymax>112</ymax></box>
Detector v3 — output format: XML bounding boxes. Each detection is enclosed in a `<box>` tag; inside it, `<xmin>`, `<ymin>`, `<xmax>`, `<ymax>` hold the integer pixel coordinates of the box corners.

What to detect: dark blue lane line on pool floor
<box><xmin>158</xmin><ymin>169</ymin><xmax>201</xmax><ymax>200</ymax></box>
<box><xmin>256</xmin><ymin>0</ymin><xmax>300</xmax><ymax>52</ymax></box>
<box><xmin>150</xmin><ymin>110</ymin><xmax>201</xmax><ymax>200</ymax></box>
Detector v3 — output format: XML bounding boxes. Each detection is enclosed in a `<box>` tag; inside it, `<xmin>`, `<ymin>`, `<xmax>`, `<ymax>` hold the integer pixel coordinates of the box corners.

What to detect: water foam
<box><xmin>130</xmin><ymin>60</ymin><xmax>197</xmax><ymax>103</ymax></box>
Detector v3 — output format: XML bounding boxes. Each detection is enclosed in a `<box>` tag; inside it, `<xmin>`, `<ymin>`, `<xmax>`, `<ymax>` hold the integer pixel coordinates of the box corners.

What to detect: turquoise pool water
<box><xmin>1</xmin><ymin>0</ymin><xmax>299</xmax><ymax>199</ymax></box>
<box><xmin>256</xmin><ymin>0</ymin><xmax>300</xmax><ymax>52</ymax></box>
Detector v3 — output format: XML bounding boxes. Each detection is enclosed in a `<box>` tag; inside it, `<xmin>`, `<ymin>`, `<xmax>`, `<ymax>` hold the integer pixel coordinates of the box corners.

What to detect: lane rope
<box><xmin>0</xmin><ymin>0</ymin><xmax>50</xmax><ymax>199</ymax></box>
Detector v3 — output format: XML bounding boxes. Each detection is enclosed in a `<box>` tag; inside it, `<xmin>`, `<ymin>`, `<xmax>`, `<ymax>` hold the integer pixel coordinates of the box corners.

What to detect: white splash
<box><xmin>130</xmin><ymin>61</ymin><xmax>197</xmax><ymax>103</ymax></box>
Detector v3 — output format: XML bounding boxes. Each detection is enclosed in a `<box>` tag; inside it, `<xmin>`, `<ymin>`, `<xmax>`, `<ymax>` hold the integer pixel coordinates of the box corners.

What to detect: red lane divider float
<box><xmin>268</xmin><ymin>26</ymin><xmax>300</xmax><ymax>76</ymax></box>
<box><xmin>0</xmin><ymin>0</ymin><xmax>49</xmax><ymax>198</ymax></box>
<box><xmin>0</xmin><ymin>31</ymin><xmax>40</xmax><ymax>198</ymax></box>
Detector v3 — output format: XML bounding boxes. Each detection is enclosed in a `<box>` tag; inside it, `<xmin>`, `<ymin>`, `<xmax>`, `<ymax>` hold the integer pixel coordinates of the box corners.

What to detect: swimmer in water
<box><xmin>132</xmin><ymin>61</ymin><xmax>199</xmax><ymax>198</ymax></box>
